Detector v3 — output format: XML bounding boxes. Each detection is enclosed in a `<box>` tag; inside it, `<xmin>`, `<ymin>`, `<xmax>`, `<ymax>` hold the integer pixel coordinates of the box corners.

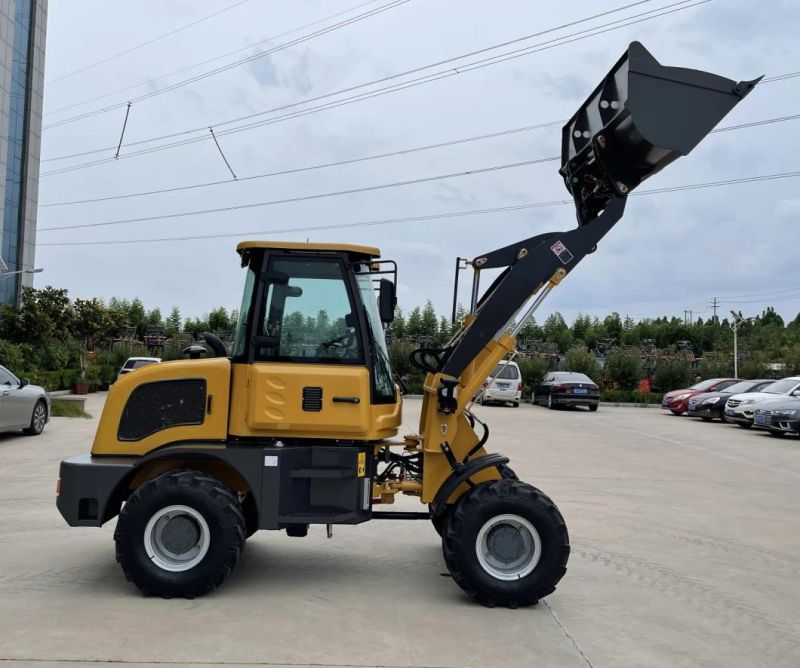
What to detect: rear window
<box><xmin>491</xmin><ymin>364</ymin><xmax>519</xmax><ymax>380</ymax></box>
<box><xmin>553</xmin><ymin>372</ymin><xmax>593</xmax><ymax>384</ymax></box>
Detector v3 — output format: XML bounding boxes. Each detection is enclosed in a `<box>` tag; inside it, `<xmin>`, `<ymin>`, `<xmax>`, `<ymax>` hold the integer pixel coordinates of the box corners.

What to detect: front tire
<box><xmin>442</xmin><ymin>480</ymin><xmax>569</xmax><ymax>608</ymax></box>
<box><xmin>589</xmin><ymin>404</ymin><xmax>598</xmax><ymax>412</ymax></box>
<box><xmin>768</xmin><ymin>431</ymin><xmax>786</xmax><ymax>438</ymax></box>
<box><xmin>114</xmin><ymin>470</ymin><xmax>245</xmax><ymax>598</ymax></box>
<box><xmin>737</xmin><ymin>422</ymin><xmax>752</xmax><ymax>429</ymax></box>
<box><xmin>670</xmin><ymin>409</ymin><xmax>683</xmax><ymax>416</ymax></box>
<box><xmin>23</xmin><ymin>400</ymin><xmax>47</xmax><ymax>435</ymax></box>
<box><xmin>547</xmin><ymin>393</ymin><xmax>554</xmax><ymax>410</ymax></box>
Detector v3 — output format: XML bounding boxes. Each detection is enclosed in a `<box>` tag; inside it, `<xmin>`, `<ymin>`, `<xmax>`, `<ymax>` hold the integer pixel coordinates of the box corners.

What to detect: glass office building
<box><xmin>0</xmin><ymin>0</ymin><xmax>46</xmax><ymax>305</ymax></box>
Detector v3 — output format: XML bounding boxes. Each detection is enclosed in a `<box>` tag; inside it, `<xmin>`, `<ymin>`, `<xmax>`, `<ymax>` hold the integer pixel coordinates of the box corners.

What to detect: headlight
<box><xmin>783</xmin><ymin>409</ymin><xmax>799</xmax><ymax>416</ymax></box>
<box><xmin>742</xmin><ymin>399</ymin><xmax>756</xmax><ymax>405</ymax></box>
<box><xmin>702</xmin><ymin>397</ymin><xmax>720</xmax><ymax>405</ymax></box>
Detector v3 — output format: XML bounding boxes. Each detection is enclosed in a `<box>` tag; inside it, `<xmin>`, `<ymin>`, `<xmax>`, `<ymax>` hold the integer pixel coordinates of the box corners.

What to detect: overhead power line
<box><xmin>46</xmin><ymin>0</ymin><xmax>252</xmax><ymax>85</ymax></box>
<box><xmin>38</xmin><ymin>111</ymin><xmax>800</xmax><ymax>208</ymax></box>
<box><xmin>43</xmin><ymin>0</ymin><xmax>412</xmax><ymax>130</ymax></box>
<box><xmin>40</xmin><ymin>0</ymin><xmax>700</xmax><ymax>171</ymax></box>
<box><xmin>37</xmin><ymin>167</ymin><xmax>800</xmax><ymax>238</ymax></box>
<box><xmin>44</xmin><ymin>0</ymin><xmax>392</xmax><ymax>118</ymax></box>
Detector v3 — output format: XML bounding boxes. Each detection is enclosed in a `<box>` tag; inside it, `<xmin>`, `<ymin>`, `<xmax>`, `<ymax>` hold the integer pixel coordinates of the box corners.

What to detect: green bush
<box><xmin>0</xmin><ymin>339</ymin><xmax>27</xmax><ymax>370</ymax></box>
<box><xmin>600</xmin><ymin>389</ymin><xmax>663</xmax><ymax>404</ymax></box>
<box><xmin>51</xmin><ymin>399</ymin><xmax>91</xmax><ymax>418</ymax></box>
<box><xmin>654</xmin><ymin>355</ymin><xmax>692</xmax><ymax>392</ymax></box>
<box><xmin>605</xmin><ymin>350</ymin><xmax>643</xmax><ymax>390</ymax></box>
<box><xmin>517</xmin><ymin>356</ymin><xmax>549</xmax><ymax>394</ymax></box>
<box><xmin>561</xmin><ymin>349</ymin><xmax>600</xmax><ymax>379</ymax></box>
<box><xmin>699</xmin><ymin>354</ymin><xmax>732</xmax><ymax>378</ymax></box>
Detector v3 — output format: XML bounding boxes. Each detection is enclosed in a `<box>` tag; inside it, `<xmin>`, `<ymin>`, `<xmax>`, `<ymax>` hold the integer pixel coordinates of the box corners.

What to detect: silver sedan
<box><xmin>0</xmin><ymin>365</ymin><xmax>50</xmax><ymax>435</ymax></box>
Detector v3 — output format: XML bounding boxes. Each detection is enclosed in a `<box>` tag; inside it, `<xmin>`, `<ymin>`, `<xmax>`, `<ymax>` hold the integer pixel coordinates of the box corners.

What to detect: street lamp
<box><xmin>730</xmin><ymin>310</ymin><xmax>746</xmax><ymax>377</ymax></box>
<box><xmin>0</xmin><ymin>267</ymin><xmax>43</xmax><ymax>279</ymax></box>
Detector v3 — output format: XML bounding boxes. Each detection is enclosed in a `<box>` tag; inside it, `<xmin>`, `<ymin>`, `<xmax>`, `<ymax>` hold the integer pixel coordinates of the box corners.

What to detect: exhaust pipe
<box><xmin>560</xmin><ymin>41</ymin><xmax>762</xmax><ymax>225</ymax></box>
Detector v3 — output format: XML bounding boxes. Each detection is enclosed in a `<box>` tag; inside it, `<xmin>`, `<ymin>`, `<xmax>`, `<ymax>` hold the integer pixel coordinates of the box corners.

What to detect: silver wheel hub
<box><xmin>33</xmin><ymin>404</ymin><xmax>45</xmax><ymax>431</ymax></box>
<box><xmin>476</xmin><ymin>514</ymin><xmax>541</xmax><ymax>580</ymax></box>
<box><xmin>144</xmin><ymin>505</ymin><xmax>210</xmax><ymax>572</ymax></box>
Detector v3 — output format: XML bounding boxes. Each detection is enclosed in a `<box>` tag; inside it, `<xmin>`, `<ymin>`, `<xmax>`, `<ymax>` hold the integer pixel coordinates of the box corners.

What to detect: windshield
<box><xmin>233</xmin><ymin>266</ymin><xmax>256</xmax><ymax>358</ymax></box>
<box><xmin>763</xmin><ymin>378</ymin><xmax>800</xmax><ymax>394</ymax></box>
<box><xmin>722</xmin><ymin>381</ymin><xmax>757</xmax><ymax>395</ymax></box>
<box><xmin>131</xmin><ymin>360</ymin><xmax>157</xmax><ymax>369</ymax></box>
<box><xmin>356</xmin><ymin>272</ymin><xmax>394</xmax><ymax>402</ymax></box>
<box><xmin>491</xmin><ymin>364</ymin><xmax>519</xmax><ymax>380</ymax></box>
<box><xmin>690</xmin><ymin>379</ymin><xmax>721</xmax><ymax>391</ymax></box>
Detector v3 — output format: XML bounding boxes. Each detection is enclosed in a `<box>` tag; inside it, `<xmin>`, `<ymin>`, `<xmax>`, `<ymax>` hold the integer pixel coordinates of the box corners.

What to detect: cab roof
<box><xmin>236</xmin><ymin>240</ymin><xmax>380</xmax><ymax>259</ymax></box>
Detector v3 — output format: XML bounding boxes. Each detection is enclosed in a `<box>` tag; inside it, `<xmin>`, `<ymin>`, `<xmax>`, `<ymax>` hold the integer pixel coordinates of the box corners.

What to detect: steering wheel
<box><xmin>318</xmin><ymin>330</ymin><xmax>356</xmax><ymax>355</ymax></box>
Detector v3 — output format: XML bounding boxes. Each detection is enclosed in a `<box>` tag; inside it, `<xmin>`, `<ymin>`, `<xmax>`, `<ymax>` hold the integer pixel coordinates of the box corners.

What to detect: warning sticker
<box><xmin>550</xmin><ymin>240</ymin><xmax>574</xmax><ymax>265</ymax></box>
<box><xmin>357</xmin><ymin>452</ymin><xmax>366</xmax><ymax>477</ymax></box>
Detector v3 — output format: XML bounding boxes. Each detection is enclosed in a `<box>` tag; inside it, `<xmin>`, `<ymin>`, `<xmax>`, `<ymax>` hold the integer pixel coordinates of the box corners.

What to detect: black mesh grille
<box><xmin>118</xmin><ymin>379</ymin><xmax>206</xmax><ymax>441</ymax></box>
<box><xmin>302</xmin><ymin>387</ymin><xmax>323</xmax><ymax>412</ymax></box>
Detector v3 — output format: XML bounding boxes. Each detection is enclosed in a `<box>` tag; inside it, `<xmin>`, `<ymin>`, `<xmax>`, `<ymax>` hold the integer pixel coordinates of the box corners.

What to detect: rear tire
<box><xmin>23</xmin><ymin>400</ymin><xmax>47</xmax><ymax>435</ymax></box>
<box><xmin>512</xmin><ymin>402</ymin><xmax>520</xmax><ymax>408</ymax></box>
<box><xmin>114</xmin><ymin>469</ymin><xmax>245</xmax><ymax>598</ymax></box>
<box><xmin>701</xmin><ymin>417</ymin><xmax>712</xmax><ymax>422</ymax></box>
<box><xmin>442</xmin><ymin>479</ymin><xmax>569</xmax><ymax>608</ymax></box>
<box><xmin>547</xmin><ymin>394</ymin><xmax>554</xmax><ymax>410</ymax></box>
<box><xmin>589</xmin><ymin>404</ymin><xmax>598</xmax><ymax>412</ymax></box>
<box><xmin>768</xmin><ymin>431</ymin><xmax>786</xmax><ymax>438</ymax></box>
<box><xmin>737</xmin><ymin>422</ymin><xmax>752</xmax><ymax>429</ymax></box>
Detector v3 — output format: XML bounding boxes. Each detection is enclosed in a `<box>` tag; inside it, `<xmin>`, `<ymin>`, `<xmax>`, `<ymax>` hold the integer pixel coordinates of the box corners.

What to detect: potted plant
<box><xmin>73</xmin><ymin>356</ymin><xmax>89</xmax><ymax>395</ymax></box>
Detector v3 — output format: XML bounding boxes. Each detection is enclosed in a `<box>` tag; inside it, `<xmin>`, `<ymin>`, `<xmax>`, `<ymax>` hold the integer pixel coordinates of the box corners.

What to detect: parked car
<box><xmin>117</xmin><ymin>357</ymin><xmax>161</xmax><ymax>379</ymax></box>
<box><xmin>479</xmin><ymin>360</ymin><xmax>522</xmax><ymax>407</ymax></box>
<box><xmin>752</xmin><ymin>398</ymin><xmax>800</xmax><ymax>438</ymax></box>
<box><xmin>0</xmin><ymin>364</ymin><xmax>50</xmax><ymax>436</ymax></box>
<box><xmin>724</xmin><ymin>376</ymin><xmax>800</xmax><ymax>428</ymax></box>
<box><xmin>687</xmin><ymin>379</ymin><xmax>774</xmax><ymax>422</ymax></box>
<box><xmin>661</xmin><ymin>378</ymin><xmax>739</xmax><ymax>415</ymax></box>
<box><xmin>531</xmin><ymin>371</ymin><xmax>599</xmax><ymax>411</ymax></box>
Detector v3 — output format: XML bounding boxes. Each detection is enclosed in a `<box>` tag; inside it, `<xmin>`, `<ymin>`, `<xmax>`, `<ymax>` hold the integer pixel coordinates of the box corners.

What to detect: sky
<box><xmin>36</xmin><ymin>0</ymin><xmax>800</xmax><ymax>327</ymax></box>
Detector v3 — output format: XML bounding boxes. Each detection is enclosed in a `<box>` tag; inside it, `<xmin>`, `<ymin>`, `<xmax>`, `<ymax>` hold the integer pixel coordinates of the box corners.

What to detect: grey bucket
<box><xmin>560</xmin><ymin>41</ymin><xmax>761</xmax><ymax>225</ymax></box>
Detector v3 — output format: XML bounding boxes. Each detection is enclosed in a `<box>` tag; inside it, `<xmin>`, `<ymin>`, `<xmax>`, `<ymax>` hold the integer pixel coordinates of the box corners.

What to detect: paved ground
<box><xmin>1</xmin><ymin>394</ymin><xmax>799</xmax><ymax>667</ymax></box>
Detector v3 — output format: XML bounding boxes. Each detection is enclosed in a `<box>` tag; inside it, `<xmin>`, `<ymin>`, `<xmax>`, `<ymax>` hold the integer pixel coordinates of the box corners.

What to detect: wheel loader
<box><xmin>56</xmin><ymin>42</ymin><xmax>759</xmax><ymax>606</ymax></box>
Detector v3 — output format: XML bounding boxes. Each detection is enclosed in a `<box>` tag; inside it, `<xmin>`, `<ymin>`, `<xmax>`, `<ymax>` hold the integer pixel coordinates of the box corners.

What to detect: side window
<box><xmin>0</xmin><ymin>368</ymin><xmax>16</xmax><ymax>385</ymax></box>
<box><xmin>256</xmin><ymin>257</ymin><xmax>363</xmax><ymax>363</ymax></box>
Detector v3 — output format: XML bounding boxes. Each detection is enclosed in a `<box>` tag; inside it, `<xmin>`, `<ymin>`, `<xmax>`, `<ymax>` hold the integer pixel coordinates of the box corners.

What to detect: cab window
<box><xmin>255</xmin><ymin>257</ymin><xmax>363</xmax><ymax>363</ymax></box>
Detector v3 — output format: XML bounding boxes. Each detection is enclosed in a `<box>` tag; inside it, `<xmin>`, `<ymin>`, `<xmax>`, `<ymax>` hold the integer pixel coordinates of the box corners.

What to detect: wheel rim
<box><xmin>547</xmin><ymin>394</ymin><xmax>552</xmax><ymax>408</ymax></box>
<box><xmin>33</xmin><ymin>404</ymin><xmax>46</xmax><ymax>432</ymax></box>
<box><xmin>144</xmin><ymin>505</ymin><xmax>210</xmax><ymax>572</ymax></box>
<box><xmin>475</xmin><ymin>514</ymin><xmax>541</xmax><ymax>580</ymax></box>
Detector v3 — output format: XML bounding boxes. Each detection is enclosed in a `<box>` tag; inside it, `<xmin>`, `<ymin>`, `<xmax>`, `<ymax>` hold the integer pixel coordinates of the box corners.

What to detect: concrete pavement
<box><xmin>0</xmin><ymin>394</ymin><xmax>798</xmax><ymax>667</ymax></box>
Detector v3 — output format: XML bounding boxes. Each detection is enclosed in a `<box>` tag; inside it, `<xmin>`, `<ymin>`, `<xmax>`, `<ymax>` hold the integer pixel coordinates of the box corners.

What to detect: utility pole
<box><xmin>730</xmin><ymin>310</ymin><xmax>745</xmax><ymax>377</ymax></box>
<box><xmin>711</xmin><ymin>297</ymin><xmax>719</xmax><ymax>321</ymax></box>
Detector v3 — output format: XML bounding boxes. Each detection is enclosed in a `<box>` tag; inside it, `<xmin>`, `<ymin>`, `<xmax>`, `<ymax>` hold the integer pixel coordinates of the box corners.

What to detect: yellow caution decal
<box><xmin>357</xmin><ymin>452</ymin><xmax>366</xmax><ymax>477</ymax></box>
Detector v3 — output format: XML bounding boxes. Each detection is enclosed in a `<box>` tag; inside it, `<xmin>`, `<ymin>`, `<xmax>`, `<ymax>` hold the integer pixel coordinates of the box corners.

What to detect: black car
<box><xmin>752</xmin><ymin>398</ymin><xmax>800</xmax><ymax>437</ymax></box>
<box><xmin>687</xmin><ymin>379</ymin><xmax>774</xmax><ymax>422</ymax></box>
<box><xmin>531</xmin><ymin>371</ymin><xmax>599</xmax><ymax>411</ymax></box>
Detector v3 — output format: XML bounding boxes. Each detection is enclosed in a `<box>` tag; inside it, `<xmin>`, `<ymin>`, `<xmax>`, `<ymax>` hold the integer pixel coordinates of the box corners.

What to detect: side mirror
<box><xmin>378</xmin><ymin>279</ymin><xmax>396</xmax><ymax>324</ymax></box>
<box><xmin>19</xmin><ymin>378</ymin><xmax>29</xmax><ymax>389</ymax></box>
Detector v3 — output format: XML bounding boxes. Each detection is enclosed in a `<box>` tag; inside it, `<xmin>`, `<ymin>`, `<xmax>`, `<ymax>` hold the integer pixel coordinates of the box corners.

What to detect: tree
<box><xmin>606</xmin><ymin>349</ymin><xmax>643</xmax><ymax>390</ymax></box>
<box><xmin>421</xmin><ymin>300</ymin><xmax>438</xmax><ymax>338</ymax></box>
<box><xmin>437</xmin><ymin>316</ymin><xmax>451</xmax><ymax>343</ymax></box>
<box><xmin>72</xmin><ymin>298</ymin><xmax>115</xmax><ymax>348</ymax></box>
<box><xmin>562</xmin><ymin>350</ymin><xmax>600</xmax><ymax>379</ymax></box>
<box><xmin>165</xmin><ymin>307</ymin><xmax>182</xmax><ymax>338</ymax></box>
<box><xmin>208</xmin><ymin>307</ymin><xmax>231</xmax><ymax>332</ymax></box>
<box><xmin>145</xmin><ymin>307</ymin><xmax>163</xmax><ymax>329</ymax></box>
<box><xmin>391</xmin><ymin>308</ymin><xmax>406</xmax><ymax>339</ymax></box>
<box><xmin>0</xmin><ymin>286</ymin><xmax>75</xmax><ymax>343</ymax></box>
<box><xmin>406</xmin><ymin>307</ymin><xmax>423</xmax><ymax>337</ymax></box>
<box><xmin>654</xmin><ymin>354</ymin><xmax>692</xmax><ymax>392</ymax></box>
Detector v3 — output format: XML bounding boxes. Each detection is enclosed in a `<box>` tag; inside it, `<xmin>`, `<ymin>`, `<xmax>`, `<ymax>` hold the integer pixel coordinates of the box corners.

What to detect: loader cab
<box><xmin>228</xmin><ymin>241</ymin><xmax>401</xmax><ymax>441</ymax></box>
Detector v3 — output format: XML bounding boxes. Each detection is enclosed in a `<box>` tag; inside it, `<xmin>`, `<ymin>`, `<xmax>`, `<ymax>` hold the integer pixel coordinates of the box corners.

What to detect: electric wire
<box><xmin>38</xmin><ymin>112</ymin><xmax>800</xmax><ymax>208</ymax></box>
<box><xmin>45</xmin><ymin>0</ymin><xmax>252</xmax><ymax>85</ymax></box>
<box><xmin>40</xmin><ymin>0</ymin><xmax>693</xmax><ymax>170</ymax></box>
<box><xmin>44</xmin><ymin>0</ymin><xmax>390</xmax><ymax>117</ymax></box>
<box><xmin>37</xmin><ymin>168</ymin><xmax>800</xmax><ymax>245</ymax></box>
<box><xmin>43</xmin><ymin>0</ymin><xmax>412</xmax><ymax>130</ymax></box>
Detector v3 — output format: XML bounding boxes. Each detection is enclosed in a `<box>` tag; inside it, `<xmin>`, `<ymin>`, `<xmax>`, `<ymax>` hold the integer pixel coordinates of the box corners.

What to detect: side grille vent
<box><xmin>302</xmin><ymin>387</ymin><xmax>323</xmax><ymax>412</ymax></box>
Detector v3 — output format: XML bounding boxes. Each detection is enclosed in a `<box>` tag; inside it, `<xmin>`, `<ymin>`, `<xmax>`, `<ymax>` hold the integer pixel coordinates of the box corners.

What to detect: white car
<box><xmin>118</xmin><ymin>357</ymin><xmax>162</xmax><ymax>379</ymax></box>
<box><xmin>724</xmin><ymin>376</ymin><xmax>800</xmax><ymax>428</ymax></box>
<box><xmin>478</xmin><ymin>360</ymin><xmax>522</xmax><ymax>407</ymax></box>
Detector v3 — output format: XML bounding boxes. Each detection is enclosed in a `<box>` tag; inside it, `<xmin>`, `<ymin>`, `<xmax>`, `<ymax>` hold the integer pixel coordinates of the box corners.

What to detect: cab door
<box><xmin>229</xmin><ymin>254</ymin><xmax>373</xmax><ymax>440</ymax></box>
